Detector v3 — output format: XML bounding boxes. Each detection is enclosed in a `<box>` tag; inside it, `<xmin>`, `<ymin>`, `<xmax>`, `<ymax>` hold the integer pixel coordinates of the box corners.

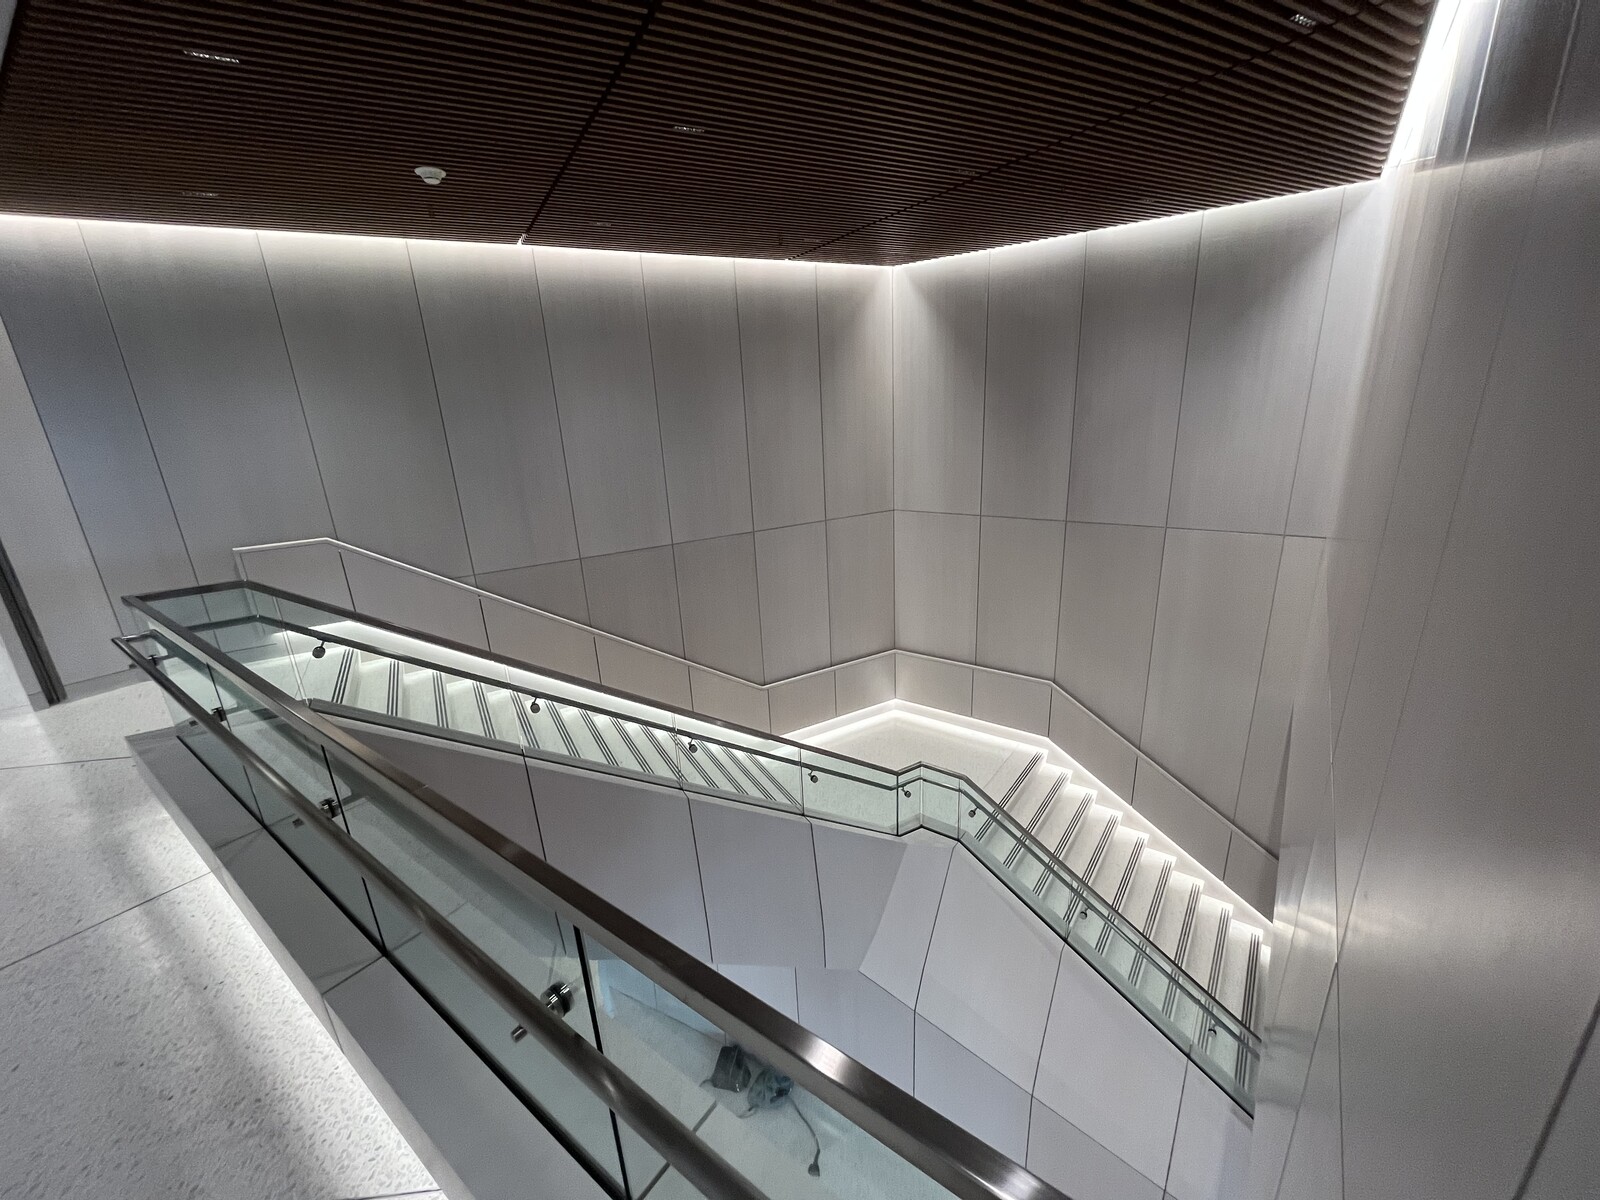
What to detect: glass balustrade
<box><xmin>130</xmin><ymin>580</ymin><xmax>1261</xmax><ymax>1110</ymax></box>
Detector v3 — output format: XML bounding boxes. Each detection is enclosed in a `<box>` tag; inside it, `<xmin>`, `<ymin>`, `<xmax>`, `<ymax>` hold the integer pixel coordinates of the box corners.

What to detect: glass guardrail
<box><xmin>129</xmin><ymin>581</ymin><xmax>1259</xmax><ymax>1109</ymax></box>
<box><xmin>119</xmin><ymin>625</ymin><xmax>1069</xmax><ymax>1200</ymax></box>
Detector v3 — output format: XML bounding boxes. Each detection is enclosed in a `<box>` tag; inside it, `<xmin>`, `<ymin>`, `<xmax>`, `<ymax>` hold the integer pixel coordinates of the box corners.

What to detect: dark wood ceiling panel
<box><xmin>0</xmin><ymin>0</ymin><xmax>1433</xmax><ymax>262</ymax></box>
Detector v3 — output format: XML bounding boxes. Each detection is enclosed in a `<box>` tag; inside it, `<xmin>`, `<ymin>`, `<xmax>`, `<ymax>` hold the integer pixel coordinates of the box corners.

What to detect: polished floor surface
<box><xmin>0</xmin><ymin>679</ymin><xmax>441</xmax><ymax>1200</ymax></box>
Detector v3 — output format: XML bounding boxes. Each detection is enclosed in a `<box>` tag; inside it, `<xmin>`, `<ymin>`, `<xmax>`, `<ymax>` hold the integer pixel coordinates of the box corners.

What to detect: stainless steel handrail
<box><xmin>123</xmin><ymin>607</ymin><xmax>1074</xmax><ymax>1200</ymax></box>
<box><xmin>137</xmin><ymin>578</ymin><xmax>893</xmax><ymax>777</ymax></box>
<box><xmin>116</xmin><ymin>633</ymin><xmax>767</xmax><ymax>1200</ymax></box>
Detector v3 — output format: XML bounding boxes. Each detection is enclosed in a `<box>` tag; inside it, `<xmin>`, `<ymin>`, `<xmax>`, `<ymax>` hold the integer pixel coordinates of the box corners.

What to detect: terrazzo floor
<box><xmin>0</xmin><ymin>679</ymin><xmax>443</xmax><ymax>1200</ymax></box>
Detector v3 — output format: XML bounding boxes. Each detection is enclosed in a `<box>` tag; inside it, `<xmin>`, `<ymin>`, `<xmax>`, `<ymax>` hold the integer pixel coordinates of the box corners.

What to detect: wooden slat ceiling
<box><xmin>0</xmin><ymin>0</ymin><xmax>1434</xmax><ymax>264</ymax></box>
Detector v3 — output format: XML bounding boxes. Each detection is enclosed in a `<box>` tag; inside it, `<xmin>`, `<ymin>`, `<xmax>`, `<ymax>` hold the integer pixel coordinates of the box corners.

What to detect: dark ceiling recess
<box><xmin>0</xmin><ymin>0</ymin><xmax>1434</xmax><ymax>264</ymax></box>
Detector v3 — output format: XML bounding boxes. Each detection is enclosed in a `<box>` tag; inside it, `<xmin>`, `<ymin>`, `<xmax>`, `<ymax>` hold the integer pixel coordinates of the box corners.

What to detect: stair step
<box><xmin>1215</xmin><ymin>920</ymin><xmax>1265</xmax><ymax>1023</ymax></box>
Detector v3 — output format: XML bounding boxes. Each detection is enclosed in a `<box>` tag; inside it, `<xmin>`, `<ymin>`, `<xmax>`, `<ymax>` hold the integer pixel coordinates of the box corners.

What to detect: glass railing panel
<box><xmin>908</xmin><ymin>764</ymin><xmax>965</xmax><ymax>836</ymax></box>
<box><xmin>798</xmin><ymin>752</ymin><xmax>898</xmax><ymax>831</ymax></box>
<box><xmin>583</xmin><ymin>939</ymin><xmax>958</xmax><ymax>1200</ymax></box>
<box><xmin>314</xmin><ymin>748</ymin><xmax>627</xmax><ymax>1185</ymax></box>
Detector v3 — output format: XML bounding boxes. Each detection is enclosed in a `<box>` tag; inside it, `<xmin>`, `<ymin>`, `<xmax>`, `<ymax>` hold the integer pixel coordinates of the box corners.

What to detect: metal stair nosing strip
<box><xmin>612</xmin><ymin>720</ymin><xmax>657</xmax><ymax>774</ymax></box>
<box><xmin>1033</xmin><ymin>793</ymin><xmax>1094</xmax><ymax>896</ymax></box>
<box><xmin>547</xmin><ymin>705</ymin><xmax>582</xmax><ymax>759</ymax></box>
<box><xmin>577</xmin><ymin>710</ymin><xmax>621</xmax><ymax>768</ymax></box>
<box><xmin>674</xmin><ymin>734</ymin><xmax>721</xmax><ymax>790</ymax></box>
<box><xmin>701</xmin><ymin>743</ymin><xmax>752</xmax><ymax>797</ymax></box>
<box><xmin>431</xmin><ymin>670</ymin><xmax>448</xmax><ymax>729</ymax></box>
<box><xmin>1162</xmin><ymin>882</ymin><xmax>1203</xmax><ymax>1019</ymax></box>
<box><xmin>722</xmin><ymin>746</ymin><xmax>798</xmax><ymax>810</ymax></box>
<box><xmin>385</xmin><ymin>658</ymin><xmax>401</xmax><ymax>717</ymax></box>
<box><xmin>1200</xmin><ymin>906</ymin><xmax>1234</xmax><ymax>1050</ymax></box>
<box><xmin>1063</xmin><ymin>813</ymin><xmax>1120</xmax><ymax>927</ymax></box>
<box><xmin>972</xmin><ymin>753</ymin><xmax>1044</xmax><ymax>841</ymax></box>
<box><xmin>512</xmin><ymin>696</ymin><xmax>541</xmax><ymax>751</ymax></box>
<box><xmin>330</xmin><ymin>647</ymin><xmax>354</xmax><ymax>706</ymax></box>
<box><xmin>472</xmin><ymin>682</ymin><xmax>495</xmax><ymax>741</ymax></box>
<box><xmin>641</xmin><ymin>726</ymin><xmax>689</xmax><ymax>783</ymax></box>
<box><xmin>1002</xmin><ymin>773</ymin><xmax>1065</xmax><ymax>869</ymax></box>
<box><xmin>746</xmin><ymin>753</ymin><xmax>800</xmax><ymax>808</ymax></box>
<box><xmin>1129</xmin><ymin>856</ymin><xmax>1173</xmax><ymax>988</ymax></box>
<box><xmin>1097</xmin><ymin>833</ymin><xmax>1148</xmax><ymax>954</ymax></box>
<box><xmin>1237</xmin><ymin>929</ymin><xmax>1264</xmax><ymax>1078</ymax></box>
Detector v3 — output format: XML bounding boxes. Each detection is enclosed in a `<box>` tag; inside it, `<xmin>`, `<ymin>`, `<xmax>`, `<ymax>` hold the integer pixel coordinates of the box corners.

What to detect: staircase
<box><xmin>274</xmin><ymin>632</ymin><xmax>1265</xmax><ymax>1030</ymax></box>
<box><xmin>969</xmin><ymin>751</ymin><xmax>1263</xmax><ymax>1026</ymax></box>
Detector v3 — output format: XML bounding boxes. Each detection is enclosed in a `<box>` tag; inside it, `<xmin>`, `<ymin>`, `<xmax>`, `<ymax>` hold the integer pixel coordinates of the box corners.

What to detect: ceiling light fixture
<box><xmin>1290</xmin><ymin>13</ymin><xmax>1316</xmax><ymax>27</ymax></box>
<box><xmin>671</xmin><ymin>124</ymin><xmax>706</xmax><ymax>134</ymax></box>
<box><xmin>413</xmin><ymin>166</ymin><xmax>447</xmax><ymax>186</ymax></box>
<box><xmin>180</xmin><ymin>190</ymin><xmax>219</xmax><ymax>198</ymax></box>
<box><xmin>182</xmin><ymin>49</ymin><xmax>240</xmax><ymax>64</ymax></box>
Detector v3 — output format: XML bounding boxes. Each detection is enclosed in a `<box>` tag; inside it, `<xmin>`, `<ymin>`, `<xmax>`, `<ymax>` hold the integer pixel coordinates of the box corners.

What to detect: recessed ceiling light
<box><xmin>180</xmin><ymin>190</ymin><xmax>219</xmax><ymax>198</ymax></box>
<box><xmin>413</xmin><ymin>166</ymin><xmax>447</xmax><ymax>186</ymax></box>
<box><xmin>182</xmin><ymin>49</ymin><xmax>240</xmax><ymax>64</ymax></box>
<box><xmin>1290</xmin><ymin>13</ymin><xmax>1316</xmax><ymax>27</ymax></box>
<box><xmin>591</xmin><ymin>220</ymin><xmax>612</xmax><ymax>227</ymax></box>
<box><xmin>671</xmin><ymin>124</ymin><xmax>707</xmax><ymax>134</ymax></box>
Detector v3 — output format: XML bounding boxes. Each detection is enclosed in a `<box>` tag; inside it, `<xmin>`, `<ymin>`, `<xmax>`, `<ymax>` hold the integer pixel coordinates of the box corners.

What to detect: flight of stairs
<box><xmin>270</xmin><ymin>634</ymin><xmax>1264</xmax><ymax>1027</ymax></box>
<box><xmin>971</xmin><ymin>752</ymin><xmax>1264</xmax><ymax>1026</ymax></box>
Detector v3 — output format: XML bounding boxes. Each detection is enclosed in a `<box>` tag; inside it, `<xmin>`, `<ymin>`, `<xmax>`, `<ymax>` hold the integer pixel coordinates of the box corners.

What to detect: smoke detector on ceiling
<box><xmin>414</xmin><ymin>166</ymin><xmax>447</xmax><ymax>186</ymax></box>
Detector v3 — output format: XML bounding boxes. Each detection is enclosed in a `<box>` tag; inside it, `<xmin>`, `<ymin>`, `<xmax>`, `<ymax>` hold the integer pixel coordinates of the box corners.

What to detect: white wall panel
<box><xmin>1130</xmin><ymin>757</ymin><xmax>1232</xmax><ymax>878</ymax></box>
<box><xmin>755</xmin><ymin>521</ymin><xmax>830</xmax><ymax>679</ymax></box>
<box><xmin>257</xmin><ymin>232</ymin><xmax>471</xmax><ymax>578</ymax></box>
<box><xmin>976</xmin><ymin>515</ymin><xmax>1064</xmax><ymax>677</ymax></box>
<box><xmin>475</xmin><ymin>559</ymin><xmax>590</xmax><ymax>624</ymax></box>
<box><xmin>0</xmin><ymin>311</ymin><xmax>124</xmax><ymax>683</ymax></box>
<box><xmin>640</xmin><ymin>255</ymin><xmax>755</xmax><ymax>543</ymax></box>
<box><xmin>687</xmin><ymin>668</ymin><xmax>769</xmax><ymax>732</ymax></box>
<box><xmin>981</xmin><ymin>237</ymin><xmax>1083</xmax><ymax>520</ymax></box>
<box><xmin>766</xmin><ymin>671</ymin><xmax>835</xmax><ymax>735</ymax></box>
<box><xmin>525</xmin><ymin>760</ymin><xmax>710</xmax><ymax>960</ymax></box>
<box><xmin>795</xmin><ymin>969</ymin><xmax>914</xmax><ymax>1091</ymax></box>
<box><xmin>1141</xmin><ymin>529</ymin><xmax>1280</xmax><ymax>811</ymax></box>
<box><xmin>673</xmin><ymin>533</ymin><xmax>763</xmax><ymax>680</ymax></box>
<box><xmin>834</xmin><ymin>655</ymin><xmax>895</xmax><ymax>714</ymax></box>
<box><xmin>80</xmin><ymin>224</ymin><xmax>334</xmax><ymax>583</ymax></box>
<box><xmin>1067</xmin><ymin>212</ymin><xmax>1200</xmax><ymax>527</ymax></box>
<box><xmin>581</xmin><ymin>545</ymin><xmax>684</xmax><ymax>656</ymax></box>
<box><xmin>917</xmin><ymin>853</ymin><xmax>1062</xmax><ymax>1088</ymax></box>
<box><xmin>0</xmin><ymin>217</ymin><xmax>194</xmax><ymax>628</ymax></box>
<box><xmin>913</xmin><ymin>1015</ymin><xmax>1032</xmax><ymax>1163</ymax></box>
<box><xmin>859</xmin><ymin>833</ymin><xmax>954</xmax><ymax>1008</ymax></box>
<box><xmin>1223</xmin><ymin>831</ymin><xmax>1277</xmax><ymax>921</ymax></box>
<box><xmin>1048</xmin><ymin>688</ymin><xmax>1136</xmax><ymax>800</ymax></box>
<box><xmin>715</xmin><ymin>964</ymin><xmax>798</xmax><ymax>1021</ymax></box>
<box><xmin>689</xmin><ymin>796</ymin><xmax>824</xmax><ymax>967</ymax></box>
<box><xmin>1235</xmin><ymin>536</ymin><xmax>1323</xmax><ymax>844</ymax></box>
<box><xmin>894</xmin><ymin>654</ymin><xmax>974</xmax><ymax>715</ymax></box>
<box><xmin>1034</xmin><ymin>943</ymin><xmax>1188</xmax><ymax>1187</ymax></box>
<box><xmin>480</xmin><ymin>596</ymin><xmax>600</xmax><ymax>683</ymax></box>
<box><xmin>735</xmin><ymin>260</ymin><xmax>825</xmax><ymax>530</ymax></box>
<box><xmin>810</xmin><ymin>822</ymin><xmax>905</xmax><ymax>969</ymax></box>
<box><xmin>341</xmin><ymin>551</ymin><xmax>489</xmax><ymax>650</ymax></box>
<box><xmin>1027</xmin><ymin>1098</ymin><xmax>1163</xmax><ymax>1200</ymax></box>
<box><xmin>1165</xmin><ymin>1062</ymin><xmax>1252</xmax><ymax>1200</ymax></box>
<box><xmin>972</xmin><ymin>670</ymin><xmax>1051</xmax><ymax>736</ymax></box>
<box><xmin>816</xmin><ymin>264</ymin><xmax>892</xmax><ymax>519</ymax></box>
<box><xmin>894</xmin><ymin>511</ymin><xmax>979</xmax><ymax>660</ymax></box>
<box><xmin>345</xmin><ymin>723</ymin><xmax>543</xmax><ymax>856</ymax></box>
<box><xmin>406</xmin><ymin>240</ymin><xmax>579</xmax><ymax>573</ymax></box>
<box><xmin>894</xmin><ymin>253</ymin><xmax>988</xmax><ymax>515</ymax></box>
<box><xmin>1168</xmin><ymin>189</ymin><xmax>1342</xmax><ymax>534</ymax></box>
<box><xmin>533</xmin><ymin>248</ymin><xmax>672</xmax><ymax>557</ymax></box>
<box><xmin>594</xmin><ymin>639</ymin><xmax>693</xmax><ymax>710</ymax></box>
<box><xmin>240</xmin><ymin>543</ymin><xmax>353</xmax><ymax>611</ymax></box>
<box><xmin>826</xmin><ymin>511</ymin><xmax>894</xmax><ymax>662</ymax></box>
<box><xmin>1054</xmin><ymin>521</ymin><xmax>1165</xmax><ymax>742</ymax></box>
<box><xmin>1287</xmin><ymin>181</ymin><xmax>1394</xmax><ymax>537</ymax></box>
